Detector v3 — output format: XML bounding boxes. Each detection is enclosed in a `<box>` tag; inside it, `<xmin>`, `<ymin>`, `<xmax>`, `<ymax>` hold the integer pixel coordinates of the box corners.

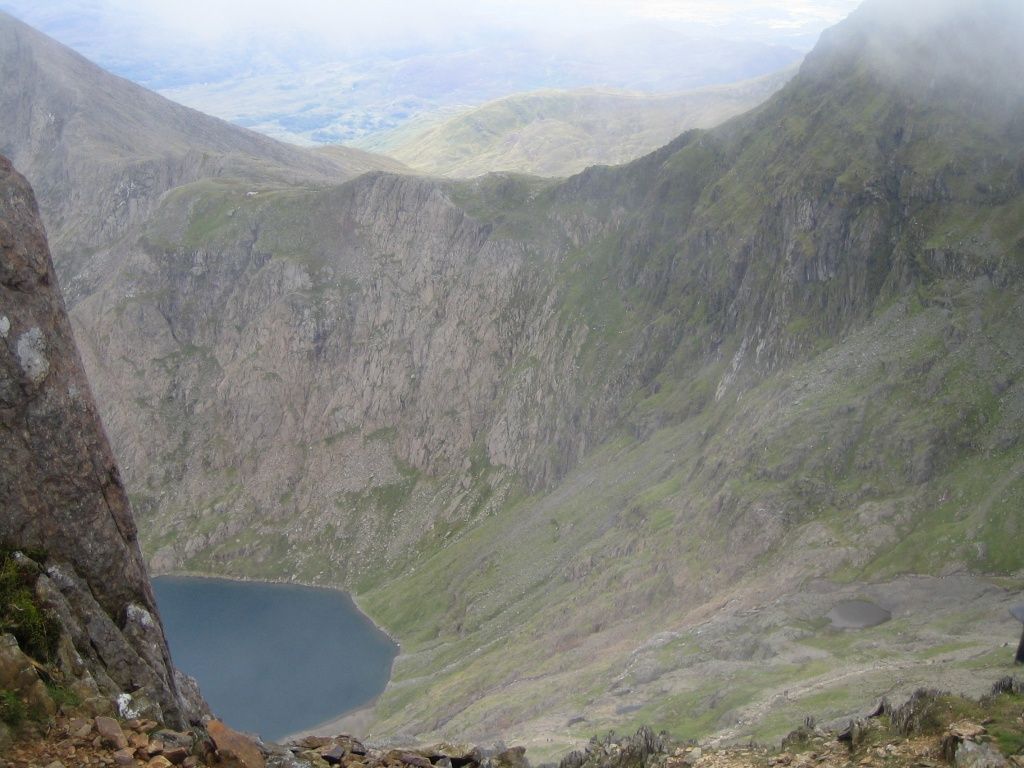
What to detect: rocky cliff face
<box><xmin>64</xmin><ymin>0</ymin><xmax>1024</xmax><ymax>590</ymax></box>
<box><xmin>68</xmin><ymin>171</ymin><xmax>610</xmax><ymax>582</ymax></box>
<box><xmin>0</xmin><ymin>155</ymin><xmax>192</xmax><ymax>729</ymax></box>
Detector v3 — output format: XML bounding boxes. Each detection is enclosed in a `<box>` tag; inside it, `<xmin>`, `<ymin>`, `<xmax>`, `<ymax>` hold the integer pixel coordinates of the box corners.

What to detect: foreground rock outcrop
<box><xmin>3</xmin><ymin>679</ymin><xmax>1023</xmax><ymax>768</ymax></box>
<box><xmin>0</xmin><ymin>155</ymin><xmax>193</xmax><ymax>728</ymax></box>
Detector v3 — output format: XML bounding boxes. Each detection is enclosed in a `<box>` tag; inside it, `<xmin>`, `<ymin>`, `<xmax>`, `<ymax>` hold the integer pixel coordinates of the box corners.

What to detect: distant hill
<box><xmin>153</xmin><ymin>23</ymin><xmax>805</xmax><ymax>146</ymax></box>
<box><xmin>363</xmin><ymin>71</ymin><xmax>793</xmax><ymax>178</ymax></box>
<box><xmin>0</xmin><ymin>10</ymin><xmax>405</xmax><ymax>298</ymax></box>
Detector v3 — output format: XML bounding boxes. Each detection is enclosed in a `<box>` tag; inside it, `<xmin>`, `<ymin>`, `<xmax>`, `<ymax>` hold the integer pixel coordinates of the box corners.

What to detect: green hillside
<box><xmin>363</xmin><ymin>71</ymin><xmax>791</xmax><ymax>178</ymax></box>
<box><xmin>353</xmin><ymin>0</ymin><xmax>1024</xmax><ymax>752</ymax></box>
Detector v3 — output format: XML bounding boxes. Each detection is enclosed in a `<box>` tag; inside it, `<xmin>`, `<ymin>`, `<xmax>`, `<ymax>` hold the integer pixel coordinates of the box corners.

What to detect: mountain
<box><xmin>2</xmin><ymin>160</ymin><xmax>1024</xmax><ymax>768</ymax></box>
<box><xmin>0</xmin><ymin>10</ymin><xmax>407</xmax><ymax>301</ymax></box>
<box><xmin>363</xmin><ymin>71</ymin><xmax>793</xmax><ymax>178</ymax></box>
<box><xmin>2</xmin><ymin>0</ymin><xmax>1024</xmax><ymax>758</ymax></box>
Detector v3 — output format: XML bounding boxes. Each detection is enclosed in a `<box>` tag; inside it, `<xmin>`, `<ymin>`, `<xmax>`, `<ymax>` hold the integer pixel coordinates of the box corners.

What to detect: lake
<box><xmin>152</xmin><ymin>576</ymin><xmax>397</xmax><ymax>741</ymax></box>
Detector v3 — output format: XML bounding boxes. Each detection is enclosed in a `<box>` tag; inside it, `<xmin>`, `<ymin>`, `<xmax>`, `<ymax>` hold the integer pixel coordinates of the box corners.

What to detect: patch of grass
<box><xmin>0</xmin><ymin>550</ymin><xmax>59</xmax><ymax>662</ymax></box>
<box><xmin>892</xmin><ymin>690</ymin><xmax>1024</xmax><ymax>756</ymax></box>
<box><xmin>45</xmin><ymin>683</ymin><xmax>80</xmax><ymax>710</ymax></box>
<box><xmin>0</xmin><ymin>689</ymin><xmax>25</xmax><ymax>726</ymax></box>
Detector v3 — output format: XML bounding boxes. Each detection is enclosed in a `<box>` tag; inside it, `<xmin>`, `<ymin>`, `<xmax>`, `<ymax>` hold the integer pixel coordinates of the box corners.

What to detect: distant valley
<box><xmin>1</xmin><ymin>0</ymin><xmax>1023</xmax><ymax>759</ymax></box>
<box><xmin>154</xmin><ymin>26</ymin><xmax>804</xmax><ymax>146</ymax></box>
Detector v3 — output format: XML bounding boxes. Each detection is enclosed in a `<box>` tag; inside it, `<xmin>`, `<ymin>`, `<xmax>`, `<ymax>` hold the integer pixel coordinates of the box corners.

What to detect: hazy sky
<box><xmin>1</xmin><ymin>1</ymin><xmax>861</xmax><ymax>77</ymax></box>
<box><xmin>0</xmin><ymin>0</ymin><xmax>862</xmax><ymax>144</ymax></box>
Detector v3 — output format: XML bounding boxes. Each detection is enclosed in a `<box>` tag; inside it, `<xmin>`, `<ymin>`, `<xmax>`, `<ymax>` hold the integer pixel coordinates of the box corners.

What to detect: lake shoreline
<box><xmin>151</xmin><ymin>568</ymin><xmax>401</xmax><ymax>646</ymax></box>
<box><xmin>281</xmin><ymin>698</ymin><xmax>381</xmax><ymax>742</ymax></box>
<box><xmin>151</xmin><ymin>571</ymin><xmax>399</xmax><ymax>740</ymax></box>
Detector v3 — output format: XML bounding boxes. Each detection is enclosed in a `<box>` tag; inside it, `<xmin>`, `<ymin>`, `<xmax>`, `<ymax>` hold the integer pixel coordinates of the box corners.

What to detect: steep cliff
<box><xmin>0</xmin><ymin>155</ymin><xmax>192</xmax><ymax>729</ymax></box>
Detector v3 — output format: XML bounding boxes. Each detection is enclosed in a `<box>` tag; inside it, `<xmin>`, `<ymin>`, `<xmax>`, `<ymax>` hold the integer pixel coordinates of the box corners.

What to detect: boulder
<box><xmin>163</xmin><ymin>746</ymin><xmax>190</xmax><ymax>765</ymax></box>
<box><xmin>320</xmin><ymin>743</ymin><xmax>346</xmax><ymax>764</ymax></box>
<box><xmin>152</xmin><ymin>728</ymin><xmax>193</xmax><ymax>751</ymax></box>
<box><xmin>68</xmin><ymin>717</ymin><xmax>93</xmax><ymax>739</ymax></box>
<box><xmin>949</xmin><ymin>722</ymin><xmax>988</xmax><ymax>740</ymax></box>
<box><xmin>956</xmin><ymin>741</ymin><xmax>1011</xmax><ymax>768</ymax></box>
<box><xmin>0</xmin><ymin>634</ymin><xmax>32</xmax><ymax>683</ymax></box>
<box><xmin>400</xmin><ymin>753</ymin><xmax>433</xmax><ymax>768</ymax></box>
<box><xmin>208</xmin><ymin>719</ymin><xmax>266</xmax><ymax>768</ymax></box>
<box><xmin>493</xmin><ymin>747</ymin><xmax>530</xmax><ymax>768</ymax></box>
<box><xmin>95</xmin><ymin>716</ymin><xmax>129</xmax><ymax>749</ymax></box>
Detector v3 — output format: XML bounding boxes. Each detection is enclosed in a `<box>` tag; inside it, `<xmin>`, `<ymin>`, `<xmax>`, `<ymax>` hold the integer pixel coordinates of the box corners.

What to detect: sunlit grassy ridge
<box><xmin>373</xmin><ymin>72</ymin><xmax>792</xmax><ymax>179</ymax></box>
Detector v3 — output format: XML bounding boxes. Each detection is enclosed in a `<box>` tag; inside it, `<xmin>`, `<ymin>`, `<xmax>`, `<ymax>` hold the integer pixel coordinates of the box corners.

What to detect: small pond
<box><xmin>826</xmin><ymin>599</ymin><xmax>892</xmax><ymax>629</ymax></box>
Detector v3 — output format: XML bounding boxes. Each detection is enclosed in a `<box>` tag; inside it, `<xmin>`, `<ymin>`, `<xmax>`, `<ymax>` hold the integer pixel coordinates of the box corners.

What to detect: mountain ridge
<box><xmin>0</xmin><ymin>9</ymin><xmax>407</xmax><ymax>300</ymax></box>
<box><xmin>358</xmin><ymin>70</ymin><xmax>794</xmax><ymax>179</ymax></box>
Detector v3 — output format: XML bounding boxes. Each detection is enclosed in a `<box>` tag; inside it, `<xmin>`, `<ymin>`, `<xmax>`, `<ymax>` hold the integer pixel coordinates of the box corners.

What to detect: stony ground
<box><xmin>2</xmin><ymin>679</ymin><xmax>1022</xmax><ymax>768</ymax></box>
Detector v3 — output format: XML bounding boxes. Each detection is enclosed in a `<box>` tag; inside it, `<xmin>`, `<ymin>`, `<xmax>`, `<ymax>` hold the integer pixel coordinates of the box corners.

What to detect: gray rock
<box><xmin>493</xmin><ymin>747</ymin><xmax>530</xmax><ymax>768</ymax></box>
<box><xmin>152</xmin><ymin>729</ymin><xmax>194</xmax><ymax>751</ymax></box>
<box><xmin>173</xmin><ymin>670</ymin><xmax>210</xmax><ymax>726</ymax></box>
<box><xmin>15</xmin><ymin>326</ymin><xmax>48</xmax><ymax>384</ymax></box>
<box><xmin>0</xmin><ymin>633</ymin><xmax>40</xmax><ymax>691</ymax></box>
<box><xmin>401</xmin><ymin>754</ymin><xmax>433</xmax><ymax>768</ymax></box>
<box><xmin>319</xmin><ymin>744</ymin><xmax>345</xmax><ymax>764</ymax></box>
<box><xmin>955</xmin><ymin>741</ymin><xmax>1011</xmax><ymax>768</ymax></box>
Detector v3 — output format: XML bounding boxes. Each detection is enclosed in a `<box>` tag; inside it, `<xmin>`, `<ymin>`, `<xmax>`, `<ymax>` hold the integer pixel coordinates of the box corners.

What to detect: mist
<box><xmin>808</xmin><ymin>0</ymin><xmax>1024</xmax><ymax>123</ymax></box>
<box><xmin>0</xmin><ymin>1</ymin><xmax>861</xmax><ymax>89</ymax></box>
<box><xmin>0</xmin><ymin>0</ymin><xmax>860</xmax><ymax>144</ymax></box>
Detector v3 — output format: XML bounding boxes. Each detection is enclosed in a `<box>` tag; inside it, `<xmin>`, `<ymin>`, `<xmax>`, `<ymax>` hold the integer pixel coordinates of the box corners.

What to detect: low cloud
<box><xmin>1</xmin><ymin>0</ymin><xmax>860</xmax><ymax>63</ymax></box>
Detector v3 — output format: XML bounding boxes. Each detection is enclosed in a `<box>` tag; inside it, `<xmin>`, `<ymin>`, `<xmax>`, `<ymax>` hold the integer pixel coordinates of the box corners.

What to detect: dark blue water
<box><xmin>152</xmin><ymin>576</ymin><xmax>397</xmax><ymax>740</ymax></box>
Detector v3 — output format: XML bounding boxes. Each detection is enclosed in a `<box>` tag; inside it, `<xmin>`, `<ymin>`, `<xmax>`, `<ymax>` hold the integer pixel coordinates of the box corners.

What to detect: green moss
<box><xmin>0</xmin><ymin>551</ymin><xmax>59</xmax><ymax>662</ymax></box>
<box><xmin>0</xmin><ymin>689</ymin><xmax>25</xmax><ymax>726</ymax></box>
<box><xmin>45</xmin><ymin>683</ymin><xmax>81</xmax><ymax>710</ymax></box>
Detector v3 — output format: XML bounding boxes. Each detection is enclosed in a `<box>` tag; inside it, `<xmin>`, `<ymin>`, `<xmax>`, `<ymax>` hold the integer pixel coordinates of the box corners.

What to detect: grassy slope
<box><xmin>105</xmin><ymin>3</ymin><xmax>1024</xmax><ymax>752</ymax></box>
<box><xmin>348</xmin><ymin>2</ymin><xmax>1024</xmax><ymax>754</ymax></box>
<box><xmin>365</xmin><ymin>71</ymin><xmax>792</xmax><ymax>179</ymax></box>
<box><xmin>33</xmin><ymin>0</ymin><xmax>1024</xmax><ymax>757</ymax></box>
<box><xmin>358</xmin><ymin>285</ymin><xmax>1024</xmax><ymax>754</ymax></box>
